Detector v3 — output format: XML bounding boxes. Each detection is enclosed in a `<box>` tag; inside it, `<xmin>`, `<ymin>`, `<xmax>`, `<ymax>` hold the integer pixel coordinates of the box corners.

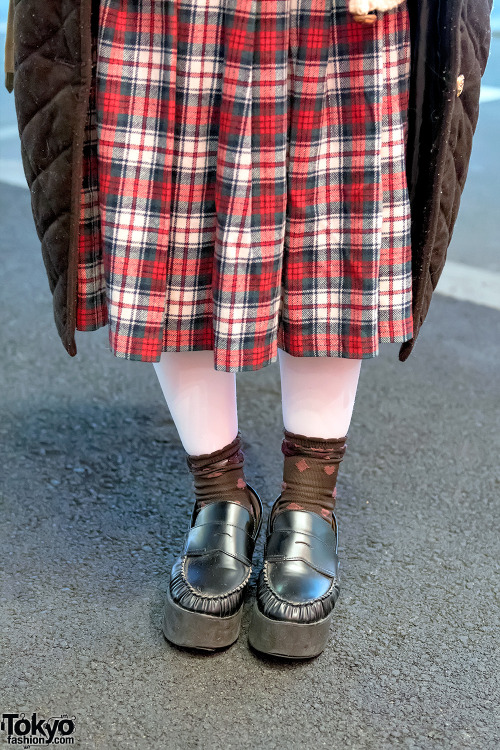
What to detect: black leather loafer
<box><xmin>248</xmin><ymin>499</ymin><xmax>340</xmax><ymax>659</ymax></box>
<box><xmin>162</xmin><ymin>484</ymin><xmax>263</xmax><ymax>651</ymax></box>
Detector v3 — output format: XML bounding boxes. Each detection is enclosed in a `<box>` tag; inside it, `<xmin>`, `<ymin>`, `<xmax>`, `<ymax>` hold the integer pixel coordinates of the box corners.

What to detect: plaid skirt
<box><xmin>80</xmin><ymin>0</ymin><xmax>413</xmax><ymax>371</ymax></box>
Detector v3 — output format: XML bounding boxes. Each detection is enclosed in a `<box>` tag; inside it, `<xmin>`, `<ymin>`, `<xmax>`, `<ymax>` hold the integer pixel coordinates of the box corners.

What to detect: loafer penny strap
<box><xmin>265</xmin><ymin>529</ymin><xmax>339</xmax><ymax>579</ymax></box>
<box><xmin>183</xmin><ymin>521</ymin><xmax>254</xmax><ymax>567</ymax></box>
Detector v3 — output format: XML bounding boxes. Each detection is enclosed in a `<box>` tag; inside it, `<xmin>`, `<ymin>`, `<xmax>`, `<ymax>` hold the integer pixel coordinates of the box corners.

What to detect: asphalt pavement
<box><xmin>1</xmin><ymin>9</ymin><xmax>499</xmax><ymax>750</ymax></box>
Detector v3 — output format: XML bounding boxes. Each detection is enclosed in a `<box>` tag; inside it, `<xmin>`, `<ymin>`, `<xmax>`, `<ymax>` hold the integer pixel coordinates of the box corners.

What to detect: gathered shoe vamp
<box><xmin>257</xmin><ymin>509</ymin><xmax>340</xmax><ymax>623</ymax></box>
<box><xmin>168</xmin><ymin>499</ymin><xmax>260</xmax><ymax>617</ymax></box>
<box><xmin>183</xmin><ymin>550</ymin><xmax>251</xmax><ymax>596</ymax></box>
<box><xmin>265</xmin><ymin>559</ymin><xmax>335</xmax><ymax>604</ymax></box>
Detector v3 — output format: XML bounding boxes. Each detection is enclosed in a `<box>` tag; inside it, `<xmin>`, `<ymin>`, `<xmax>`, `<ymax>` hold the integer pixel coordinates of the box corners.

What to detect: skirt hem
<box><xmin>93</xmin><ymin>332</ymin><xmax>414</xmax><ymax>371</ymax></box>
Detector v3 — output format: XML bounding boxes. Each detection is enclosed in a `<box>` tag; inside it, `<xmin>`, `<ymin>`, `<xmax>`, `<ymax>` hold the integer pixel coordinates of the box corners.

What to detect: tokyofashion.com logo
<box><xmin>0</xmin><ymin>713</ymin><xmax>75</xmax><ymax>745</ymax></box>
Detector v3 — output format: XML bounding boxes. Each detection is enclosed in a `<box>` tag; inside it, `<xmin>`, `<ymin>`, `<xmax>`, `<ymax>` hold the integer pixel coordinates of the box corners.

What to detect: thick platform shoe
<box><xmin>248</xmin><ymin>500</ymin><xmax>340</xmax><ymax>659</ymax></box>
<box><xmin>162</xmin><ymin>484</ymin><xmax>263</xmax><ymax>651</ymax></box>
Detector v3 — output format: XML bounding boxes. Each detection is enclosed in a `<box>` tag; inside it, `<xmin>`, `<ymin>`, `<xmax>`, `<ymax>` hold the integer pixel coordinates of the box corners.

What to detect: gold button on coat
<box><xmin>456</xmin><ymin>74</ymin><xmax>465</xmax><ymax>97</ymax></box>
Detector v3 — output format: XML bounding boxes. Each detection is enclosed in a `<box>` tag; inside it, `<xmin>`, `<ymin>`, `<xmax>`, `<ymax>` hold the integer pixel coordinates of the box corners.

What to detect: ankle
<box><xmin>273</xmin><ymin>428</ymin><xmax>348</xmax><ymax>526</ymax></box>
<box><xmin>186</xmin><ymin>431</ymin><xmax>258</xmax><ymax>520</ymax></box>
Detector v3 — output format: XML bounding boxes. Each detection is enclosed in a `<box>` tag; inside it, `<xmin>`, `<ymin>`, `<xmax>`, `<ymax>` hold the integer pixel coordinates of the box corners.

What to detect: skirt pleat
<box><xmin>79</xmin><ymin>0</ymin><xmax>413</xmax><ymax>370</ymax></box>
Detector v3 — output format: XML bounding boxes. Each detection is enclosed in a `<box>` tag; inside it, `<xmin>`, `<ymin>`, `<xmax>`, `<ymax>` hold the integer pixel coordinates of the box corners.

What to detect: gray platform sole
<box><xmin>162</xmin><ymin>585</ymin><xmax>243</xmax><ymax>651</ymax></box>
<box><xmin>248</xmin><ymin>601</ymin><xmax>334</xmax><ymax>659</ymax></box>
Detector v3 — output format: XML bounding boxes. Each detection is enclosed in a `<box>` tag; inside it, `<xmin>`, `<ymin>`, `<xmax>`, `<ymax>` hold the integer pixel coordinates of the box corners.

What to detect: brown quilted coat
<box><xmin>4</xmin><ymin>0</ymin><xmax>494</xmax><ymax>361</ymax></box>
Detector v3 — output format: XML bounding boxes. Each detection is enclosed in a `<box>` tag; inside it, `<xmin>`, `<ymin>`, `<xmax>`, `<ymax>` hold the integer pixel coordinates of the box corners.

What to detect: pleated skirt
<box><xmin>85</xmin><ymin>0</ymin><xmax>413</xmax><ymax>371</ymax></box>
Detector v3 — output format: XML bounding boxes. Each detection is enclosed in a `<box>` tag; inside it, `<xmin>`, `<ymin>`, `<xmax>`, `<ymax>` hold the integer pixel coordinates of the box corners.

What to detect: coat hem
<box><xmin>65</xmin><ymin>0</ymin><xmax>94</xmax><ymax>358</ymax></box>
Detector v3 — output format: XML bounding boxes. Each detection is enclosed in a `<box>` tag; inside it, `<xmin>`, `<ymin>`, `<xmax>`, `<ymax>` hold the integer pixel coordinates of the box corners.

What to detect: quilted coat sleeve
<box><xmin>427</xmin><ymin>0</ymin><xmax>493</xmax><ymax>289</ymax></box>
<box><xmin>9</xmin><ymin>0</ymin><xmax>94</xmax><ymax>356</ymax></box>
<box><xmin>399</xmin><ymin>0</ymin><xmax>493</xmax><ymax>361</ymax></box>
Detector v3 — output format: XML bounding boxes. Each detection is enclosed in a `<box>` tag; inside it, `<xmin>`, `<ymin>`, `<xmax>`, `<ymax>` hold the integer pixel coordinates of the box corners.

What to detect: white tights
<box><xmin>152</xmin><ymin>349</ymin><xmax>362</xmax><ymax>456</ymax></box>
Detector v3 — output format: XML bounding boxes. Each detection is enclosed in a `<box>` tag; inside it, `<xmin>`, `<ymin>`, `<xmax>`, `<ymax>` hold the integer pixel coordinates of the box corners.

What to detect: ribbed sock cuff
<box><xmin>273</xmin><ymin>428</ymin><xmax>348</xmax><ymax>527</ymax></box>
<box><xmin>185</xmin><ymin>431</ymin><xmax>257</xmax><ymax>519</ymax></box>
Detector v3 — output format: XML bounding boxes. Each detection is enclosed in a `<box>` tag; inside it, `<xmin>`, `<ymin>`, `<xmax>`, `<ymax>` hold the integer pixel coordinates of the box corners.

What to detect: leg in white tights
<box><xmin>152</xmin><ymin>350</ymin><xmax>238</xmax><ymax>456</ymax></box>
<box><xmin>153</xmin><ymin>348</ymin><xmax>362</xmax><ymax>453</ymax></box>
<box><xmin>278</xmin><ymin>348</ymin><xmax>362</xmax><ymax>438</ymax></box>
<box><xmin>272</xmin><ymin>348</ymin><xmax>362</xmax><ymax>522</ymax></box>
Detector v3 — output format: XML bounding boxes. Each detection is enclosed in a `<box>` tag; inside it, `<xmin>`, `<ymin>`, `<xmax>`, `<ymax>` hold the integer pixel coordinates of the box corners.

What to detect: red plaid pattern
<box><xmin>77</xmin><ymin>0</ymin><xmax>412</xmax><ymax>371</ymax></box>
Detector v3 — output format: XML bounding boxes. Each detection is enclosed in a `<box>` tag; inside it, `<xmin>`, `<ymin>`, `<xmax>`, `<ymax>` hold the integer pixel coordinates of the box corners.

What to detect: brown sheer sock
<box><xmin>271</xmin><ymin>429</ymin><xmax>348</xmax><ymax>529</ymax></box>
<box><xmin>186</xmin><ymin>431</ymin><xmax>257</xmax><ymax>520</ymax></box>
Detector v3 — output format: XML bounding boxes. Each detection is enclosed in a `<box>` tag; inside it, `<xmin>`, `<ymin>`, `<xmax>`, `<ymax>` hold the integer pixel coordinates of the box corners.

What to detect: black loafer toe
<box><xmin>257</xmin><ymin>559</ymin><xmax>339</xmax><ymax>624</ymax></box>
<box><xmin>162</xmin><ymin>484</ymin><xmax>263</xmax><ymax>651</ymax></box>
<box><xmin>248</xmin><ymin>504</ymin><xmax>340</xmax><ymax>659</ymax></box>
<box><xmin>169</xmin><ymin>547</ymin><xmax>252</xmax><ymax>618</ymax></box>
